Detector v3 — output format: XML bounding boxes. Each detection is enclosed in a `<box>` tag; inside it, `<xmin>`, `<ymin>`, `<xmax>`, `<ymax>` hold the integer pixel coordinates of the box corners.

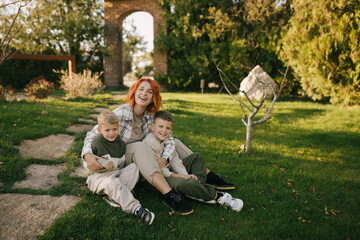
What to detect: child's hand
<box><xmin>186</xmin><ymin>174</ymin><xmax>198</xmax><ymax>181</ymax></box>
<box><xmin>106</xmin><ymin>162</ymin><xmax>116</xmax><ymax>171</ymax></box>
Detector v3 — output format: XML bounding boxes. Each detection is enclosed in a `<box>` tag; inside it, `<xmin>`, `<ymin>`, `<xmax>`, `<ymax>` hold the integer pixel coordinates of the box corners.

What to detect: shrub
<box><xmin>0</xmin><ymin>85</ymin><xmax>15</xmax><ymax>100</ymax></box>
<box><xmin>55</xmin><ymin>69</ymin><xmax>104</xmax><ymax>98</ymax></box>
<box><xmin>24</xmin><ymin>76</ymin><xmax>55</xmax><ymax>99</ymax></box>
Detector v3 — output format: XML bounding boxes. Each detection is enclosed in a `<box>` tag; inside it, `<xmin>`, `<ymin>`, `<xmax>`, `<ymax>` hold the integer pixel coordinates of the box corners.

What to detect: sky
<box><xmin>124</xmin><ymin>11</ymin><xmax>154</xmax><ymax>52</ymax></box>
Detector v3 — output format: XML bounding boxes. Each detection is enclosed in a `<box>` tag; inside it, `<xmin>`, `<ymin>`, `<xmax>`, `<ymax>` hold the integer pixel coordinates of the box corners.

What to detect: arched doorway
<box><xmin>104</xmin><ymin>0</ymin><xmax>167</xmax><ymax>87</ymax></box>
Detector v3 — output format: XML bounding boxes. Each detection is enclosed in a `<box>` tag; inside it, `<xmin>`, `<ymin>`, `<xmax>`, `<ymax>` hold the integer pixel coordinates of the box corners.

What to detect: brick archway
<box><xmin>104</xmin><ymin>0</ymin><xmax>167</xmax><ymax>87</ymax></box>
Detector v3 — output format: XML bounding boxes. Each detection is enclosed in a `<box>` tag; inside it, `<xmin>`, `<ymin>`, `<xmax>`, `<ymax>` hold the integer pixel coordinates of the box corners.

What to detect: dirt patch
<box><xmin>15</xmin><ymin>134</ymin><xmax>75</xmax><ymax>159</ymax></box>
<box><xmin>12</xmin><ymin>164</ymin><xmax>65</xmax><ymax>190</ymax></box>
<box><xmin>66</xmin><ymin>124</ymin><xmax>94</xmax><ymax>133</ymax></box>
<box><xmin>0</xmin><ymin>194</ymin><xmax>80</xmax><ymax>240</ymax></box>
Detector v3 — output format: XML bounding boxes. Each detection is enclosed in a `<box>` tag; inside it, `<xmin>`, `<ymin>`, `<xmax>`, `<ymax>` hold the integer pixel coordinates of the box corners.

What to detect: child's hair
<box><xmin>154</xmin><ymin>110</ymin><xmax>173</xmax><ymax>123</ymax></box>
<box><xmin>97</xmin><ymin>109</ymin><xmax>119</xmax><ymax>126</ymax></box>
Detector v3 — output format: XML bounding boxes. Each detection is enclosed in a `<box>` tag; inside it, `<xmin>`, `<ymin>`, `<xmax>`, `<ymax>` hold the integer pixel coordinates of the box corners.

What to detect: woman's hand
<box><xmin>157</xmin><ymin>157</ymin><xmax>167</xmax><ymax>169</ymax></box>
<box><xmin>84</xmin><ymin>153</ymin><xmax>104</xmax><ymax>171</ymax></box>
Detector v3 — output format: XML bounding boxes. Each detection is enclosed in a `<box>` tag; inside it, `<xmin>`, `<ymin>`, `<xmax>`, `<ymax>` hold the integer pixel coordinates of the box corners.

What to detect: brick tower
<box><xmin>104</xmin><ymin>0</ymin><xmax>167</xmax><ymax>87</ymax></box>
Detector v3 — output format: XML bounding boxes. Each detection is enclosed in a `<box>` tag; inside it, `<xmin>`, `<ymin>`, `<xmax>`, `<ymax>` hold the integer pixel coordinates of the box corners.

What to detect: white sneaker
<box><xmin>217</xmin><ymin>192</ymin><xmax>244</xmax><ymax>212</ymax></box>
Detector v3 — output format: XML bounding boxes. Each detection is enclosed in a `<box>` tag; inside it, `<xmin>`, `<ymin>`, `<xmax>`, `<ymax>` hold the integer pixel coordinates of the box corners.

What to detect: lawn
<box><xmin>0</xmin><ymin>92</ymin><xmax>359</xmax><ymax>240</ymax></box>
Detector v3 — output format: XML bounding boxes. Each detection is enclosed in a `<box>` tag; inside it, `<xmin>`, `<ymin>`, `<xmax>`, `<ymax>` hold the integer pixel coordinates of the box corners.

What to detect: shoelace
<box><xmin>170</xmin><ymin>192</ymin><xmax>184</xmax><ymax>203</ymax></box>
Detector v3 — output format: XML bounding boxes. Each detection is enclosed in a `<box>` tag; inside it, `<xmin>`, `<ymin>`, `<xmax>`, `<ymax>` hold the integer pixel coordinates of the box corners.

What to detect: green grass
<box><xmin>0</xmin><ymin>92</ymin><xmax>359</xmax><ymax>240</ymax></box>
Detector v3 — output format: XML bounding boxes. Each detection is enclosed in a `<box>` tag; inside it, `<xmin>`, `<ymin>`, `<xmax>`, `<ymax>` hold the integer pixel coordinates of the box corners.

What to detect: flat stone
<box><xmin>78</xmin><ymin>118</ymin><xmax>96</xmax><ymax>124</ymax></box>
<box><xmin>12</xmin><ymin>164</ymin><xmax>65</xmax><ymax>190</ymax></box>
<box><xmin>66</xmin><ymin>124</ymin><xmax>94</xmax><ymax>133</ymax></box>
<box><xmin>0</xmin><ymin>194</ymin><xmax>80</xmax><ymax>240</ymax></box>
<box><xmin>89</xmin><ymin>113</ymin><xmax>99</xmax><ymax>120</ymax></box>
<box><xmin>15</xmin><ymin>134</ymin><xmax>75</xmax><ymax>159</ymax></box>
<box><xmin>70</xmin><ymin>165</ymin><xmax>88</xmax><ymax>178</ymax></box>
<box><xmin>92</xmin><ymin>107</ymin><xmax>109</xmax><ymax>112</ymax></box>
<box><xmin>111</xmin><ymin>91</ymin><xmax>128</xmax><ymax>95</ymax></box>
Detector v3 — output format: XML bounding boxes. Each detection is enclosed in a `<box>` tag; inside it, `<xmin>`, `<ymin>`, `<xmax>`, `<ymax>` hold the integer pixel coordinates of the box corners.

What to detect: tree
<box><xmin>157</xmin><ymin>0</ymin><xmax>292</xmax><ymax>92</ymax></box>
<box><xmin>0</xmin><ymin>0</ymin><xmax>43</xmax><ymax>64</ymax></box>
<box><xmin>122</xmin><ymin>18</ymin><xmax>149</xmax><ymax>77</ymax></box>
<box><xmin>280</xmin><ymin>0</ymin><xmax>360</xmax><ymax>105</ymax></box>
<box><xmin>214</xmin><ymin>59</ymin><xmax>289</xmax><ymax>153</ymax></box>
<box><xmin>5</xmin><ymin>0</ymin><xmax>105</xmax><ymax>73</ymax></box>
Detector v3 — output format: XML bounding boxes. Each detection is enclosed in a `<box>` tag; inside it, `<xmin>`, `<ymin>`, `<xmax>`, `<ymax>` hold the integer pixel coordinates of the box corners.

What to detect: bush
<box><xmin>280</xmin><ymin>0</ymin><xmax>360</xmax><ymax>105</ymax></box>
<box><xmin>0</xmin><ymin>85</ymin><xmax>15</xmax><ymax>101</ymax></box>
<box><xmin>55</xmin><ymin>69</ymin><xmax>104</xmax><ymax>98</ymax></box>
<box><xmin>24</xmin><ymin>76</ymin><xmax>55</xmax><ymax>99</ymax></box>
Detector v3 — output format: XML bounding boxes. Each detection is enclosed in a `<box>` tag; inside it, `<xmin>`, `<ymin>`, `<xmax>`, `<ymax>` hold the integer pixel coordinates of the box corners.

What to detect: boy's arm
<box><xmin>161</xmin><ymin>133</ymin><xmax>176</xmax><ymax>160</ymax></box>
<box><xmin>81</xmin><ymin>125</ymin><xmax>102</xmax><ymax>170</ymax></box>
<box><xmin>169</xmin><ymin>154</ymin><xmax>189</xmax><ymax>176</ymax></box>
<box><xmin>161</xmin><ymin>167</ymin><xmax>173</xmax><ymax>178</ymax></box>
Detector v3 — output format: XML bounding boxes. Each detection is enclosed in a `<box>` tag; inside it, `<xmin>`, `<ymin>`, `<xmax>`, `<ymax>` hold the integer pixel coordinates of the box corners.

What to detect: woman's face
<box><xmin>135</xmin><ymin>81</ymin><xmax>153</xmax><ymax>108</ymax></box>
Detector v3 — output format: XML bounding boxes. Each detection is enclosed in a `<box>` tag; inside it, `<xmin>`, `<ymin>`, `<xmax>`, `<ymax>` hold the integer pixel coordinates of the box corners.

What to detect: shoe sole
<box><xmin>162</xmin><ymin>201</ymin><xmax>194</xmax><ymax>215</ymax></box>
<box><xmin>147</xmin><ymin>211</ymin><xmax>155</xmax><ymax>225</ymax></box>
<box><xmin>214</xmin><ymin>186</ymin><xmax>236</xmax><ymax>190</ymax></box>
<box><xmin>103</xmin><ymin>196</ymin><xmax>121</xmax><ymax>207</ymax></box>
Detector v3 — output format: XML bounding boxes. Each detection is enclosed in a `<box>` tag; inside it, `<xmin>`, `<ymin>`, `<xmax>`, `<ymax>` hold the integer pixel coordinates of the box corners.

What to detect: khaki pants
<box><xmin>125</xmin><ymin>141</ymin><xmax>161</xmax><ymax>184</ymax></box>
<box><xmin>86</xmin><ymin>163</ymin><xmax>140</xmax><ymax>213</ymax></box>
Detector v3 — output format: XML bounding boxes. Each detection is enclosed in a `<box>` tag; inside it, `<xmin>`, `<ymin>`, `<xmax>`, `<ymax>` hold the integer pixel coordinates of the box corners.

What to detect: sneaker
<box><xmin>217</xmin><ymin>192</ymin><xmax>244</xmax><ymax>212</ymax></box>
<box><xmin>103</xmin><ymin>195</ymin><xmax>121</xmax><ymax>208</ymax></box>
<box><xmin>206</xmin><ymin>172</ymin><xmax>235</xmax><ymax>190</ymax></box>
<box><xmin>163</xmin><ymin>190</ymin><xmax>194</xmax><ymax>215</ymax></box>
<box><xmin>186</xmin><ymin>195</ymin><xmax>216</xmax><ymax>204</ymax></box>
<box><xmin>134</xmin><ymin>207</ymin><xmax>155</xmax><ymax>225</ymax></box>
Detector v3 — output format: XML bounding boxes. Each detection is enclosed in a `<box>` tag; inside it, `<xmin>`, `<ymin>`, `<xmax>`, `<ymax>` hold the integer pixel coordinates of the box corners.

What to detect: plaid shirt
<box><xmin>82</xmin><ymin>104</ymin><xmax>175</xmax><ymax>161</ymax></box>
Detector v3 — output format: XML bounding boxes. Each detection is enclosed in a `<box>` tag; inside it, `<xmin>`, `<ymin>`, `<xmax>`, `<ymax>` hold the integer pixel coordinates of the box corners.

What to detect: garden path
<box><xmin>0</xmin><ymin>106</ymin><xmax>113</xmax><ymax>240</ymax></box>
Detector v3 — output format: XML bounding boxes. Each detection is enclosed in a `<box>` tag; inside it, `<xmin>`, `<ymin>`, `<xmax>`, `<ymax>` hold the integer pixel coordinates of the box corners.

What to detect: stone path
<box><xmin>0</xmin><ymin>104</ymin><xmax>123</xmax><ymax>240</ymax></box>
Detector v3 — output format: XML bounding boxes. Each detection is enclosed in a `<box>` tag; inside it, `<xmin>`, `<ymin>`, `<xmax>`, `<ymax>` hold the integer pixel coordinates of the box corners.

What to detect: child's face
<box><xmin>98</xmin><ymin>122</ymin><xmax>119</xmax><ymax>142</ymax></box>
<box><xmin>151</xmin><ymin>118</ymin><xmax>172</xmax><ymax>142</ymax></box>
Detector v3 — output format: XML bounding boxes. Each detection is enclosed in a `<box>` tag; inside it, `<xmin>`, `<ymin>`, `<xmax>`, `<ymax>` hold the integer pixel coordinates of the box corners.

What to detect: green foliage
<box><xmin>157</xmin><ymin>0</ymin><xmax>292</xmax><ymax>93</ymax></box>
<box><xmin>280</xmin><ymin>0</ymin><xmax>360</xmax><ymax>105</ymax></box>
<box><xmin>1</xmin><ymin>0</ymin><xmax>104</xmax><ymax>76</ymax></box>
<box><xmin>56</xmin><ymin>69</ymin><xmax>104</xmax><ymax>98</ymax></box>
<box><xmin>24</xmin><ymin>77</ymin><xmax>55</xmax><ymax>99</ymax></box>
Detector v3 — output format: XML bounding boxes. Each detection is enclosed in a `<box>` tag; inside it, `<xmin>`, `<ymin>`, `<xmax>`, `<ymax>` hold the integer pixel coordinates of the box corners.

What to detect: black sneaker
<box><xmin>206</xmin><ymin>171</ymin><xmax>235</xmax><ymax>190</ymax></box>
<box><xmin>134</xmin><ymin>207</ymin><xmax>155</xmax><ymax>225</ymax></box>
<box><xmin>163</xmin><ymin>190</ymin><xmax>194</xmax><ymax>215</ymax></box>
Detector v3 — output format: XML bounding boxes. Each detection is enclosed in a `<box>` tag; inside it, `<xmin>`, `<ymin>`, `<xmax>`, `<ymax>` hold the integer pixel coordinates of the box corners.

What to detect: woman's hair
<box><xmin>126</xmin><ymin>77</ymin><xmax>162</xmax><ymax>114</ymax></box>
<box><xmin>97</xmin><ymin>109</ymin><xmax>119</xmax><ymax>126</ymax></box>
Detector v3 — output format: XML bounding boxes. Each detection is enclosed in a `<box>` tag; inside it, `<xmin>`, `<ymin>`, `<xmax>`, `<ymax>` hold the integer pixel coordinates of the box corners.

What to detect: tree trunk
<box><xmin>246</xmin><ymin>119</ymin><xmax>253</xmax><ymax>153</ymax></box>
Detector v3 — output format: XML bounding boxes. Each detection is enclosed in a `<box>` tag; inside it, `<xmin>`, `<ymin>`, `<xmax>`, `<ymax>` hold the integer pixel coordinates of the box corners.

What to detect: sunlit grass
<box><xmin>0</xmin><ymin>92</ymin><xmax>359</xmax><ymax>239</ymax></box>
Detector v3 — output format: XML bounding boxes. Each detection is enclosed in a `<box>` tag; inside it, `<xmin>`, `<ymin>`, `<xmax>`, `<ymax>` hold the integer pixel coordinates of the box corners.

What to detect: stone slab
<box><xmin>0</xmin><ymin>194</ymin><xmax>80</xmax><ymax>240</ymax></box>
<box><xmin>15</xmin><ymin>134</ymin><xmax>75</xmax><ymax>159</ymax></box>
<box><xmin>12</xmin><ymin>164</ymin><xmax>65</xmax><ymax>190</ymax></box>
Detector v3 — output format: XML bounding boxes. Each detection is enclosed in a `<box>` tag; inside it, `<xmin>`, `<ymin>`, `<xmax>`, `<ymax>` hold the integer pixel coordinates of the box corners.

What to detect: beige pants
<box><xmin>125</xmin><ymin>139</ymin><xmax>193</xmax><ymax>184</ymax></box>
<box><xmin>86</xmin><ymin>163</ymin><xmax>140</xmax><ymax>213</ymax></box>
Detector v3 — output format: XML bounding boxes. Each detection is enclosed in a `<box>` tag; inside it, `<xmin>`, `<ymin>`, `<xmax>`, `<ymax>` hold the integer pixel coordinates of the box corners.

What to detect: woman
<box><xmin>82</xmin><ymin>77</ymin><xmax>233</xmax><ymax>215</ymax></box>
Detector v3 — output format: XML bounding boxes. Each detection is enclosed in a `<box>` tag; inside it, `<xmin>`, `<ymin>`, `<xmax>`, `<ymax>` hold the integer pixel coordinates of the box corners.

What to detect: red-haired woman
<box><xmin>82</xmin><ymin>77</ymin><xmax>233</xmax><ymax>215</ymax></box>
